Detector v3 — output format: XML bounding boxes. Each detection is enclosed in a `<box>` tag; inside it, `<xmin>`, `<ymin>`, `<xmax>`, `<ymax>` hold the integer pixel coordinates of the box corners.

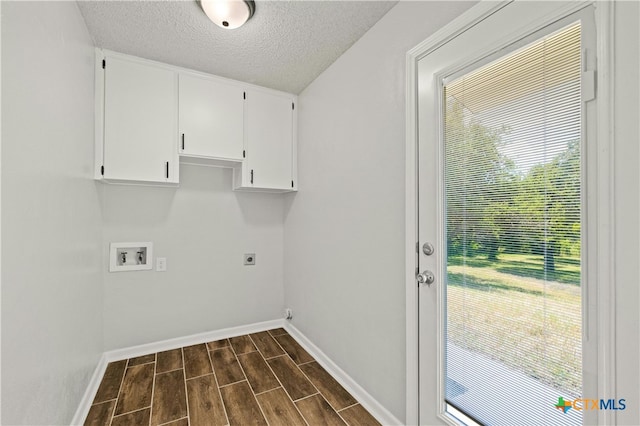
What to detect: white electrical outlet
<box><xmin>285</xmin><ymin>308</ymin><xmax>293</xmax><ymax>320</ymax></box>
<box><xmin>156</xmin><ymin>257</ymin><xmax>167</xmax><ymax>272</ymax></box>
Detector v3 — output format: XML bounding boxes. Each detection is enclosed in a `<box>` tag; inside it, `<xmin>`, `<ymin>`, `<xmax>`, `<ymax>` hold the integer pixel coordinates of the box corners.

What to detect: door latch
<box><xmin>417</xmin><ymin>270</ymin><xmax>435</xmax><ymax>286</ymax></box>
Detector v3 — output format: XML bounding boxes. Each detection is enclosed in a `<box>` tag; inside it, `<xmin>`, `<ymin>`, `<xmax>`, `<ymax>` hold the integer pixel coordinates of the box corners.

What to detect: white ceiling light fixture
<box><xmin>201</xmin><ymin>0</ymin><xmax>255</xmax><ymax>30</ymax></box>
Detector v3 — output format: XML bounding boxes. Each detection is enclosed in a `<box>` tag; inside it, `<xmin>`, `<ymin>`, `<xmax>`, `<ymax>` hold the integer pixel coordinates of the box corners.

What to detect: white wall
<box><xmin>1</xmin><ymin>3</ymin><xmax>288</xmax><ymax>421</ymax></box>
<box><xmin>284</xmin><ymin>2</ymin><xmax>476</xmax><ymax>421</ymax></box>
<box><xmin>1</xmin><ymin>2</ymin><xmax>103</xmax><ymax>424</ymax></box>
<box><xmin>1</xmin><ymin>1</ymin><xmax>636</xmax><ymax>424</ymax></box>
<box><xmin>102</xmin><ymin>165</ymin><xmax>285</xmax><ymax>350</ymax></box>
<box><xmin>614</xmin><ymin>2</ymin><xmax>640</xmax><ymax>424</ymax></box>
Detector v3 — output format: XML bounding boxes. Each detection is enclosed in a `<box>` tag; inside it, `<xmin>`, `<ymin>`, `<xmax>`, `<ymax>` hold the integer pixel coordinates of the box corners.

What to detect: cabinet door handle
<box><xmin>250</xmin><ymin>169</ymin><xmax>254</xmax><ymax>184</ymax></box>
<box><xmin>166</xmin><ymin>161</ymin><xmax>169</xmax><ymax>179</ymax></box>
<box><xmin>181</xmin><ymin>134</ymin><xmax>185</xmax><ymax>150</ymax></box>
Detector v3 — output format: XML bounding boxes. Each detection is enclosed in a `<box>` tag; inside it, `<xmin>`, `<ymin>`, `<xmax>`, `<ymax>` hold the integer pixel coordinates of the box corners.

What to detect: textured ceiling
<box><xmin>77</xmin><ymin>0</ymin><xmax>398</xmax><ymax>94</ymax></box>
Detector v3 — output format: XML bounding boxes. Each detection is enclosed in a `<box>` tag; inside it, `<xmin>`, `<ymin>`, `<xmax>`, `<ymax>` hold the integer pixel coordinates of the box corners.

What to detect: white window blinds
<box><xmin>444</xmin><ymin>22</ymin><xmax>582</xmax><ymax>425</ymax></box>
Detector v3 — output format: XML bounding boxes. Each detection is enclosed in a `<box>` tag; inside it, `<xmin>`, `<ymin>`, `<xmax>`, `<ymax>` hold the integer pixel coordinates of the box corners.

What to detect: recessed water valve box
<box><xmin>109</xmin><ymin>242</ymin><xmax>153</xmax><ymax>272</ymax></box>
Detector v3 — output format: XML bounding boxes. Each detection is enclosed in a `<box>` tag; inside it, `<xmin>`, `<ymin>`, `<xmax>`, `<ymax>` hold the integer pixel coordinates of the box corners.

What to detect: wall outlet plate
<box><xmin>109</xmin><ymin>242</ymin><xmax>153</xmax><ymax>272</ymax></box>
<box><xmin>156</xmin><ymin>257</ymin><xmax>167</xmax><ymax>272</ymax></box>
<box><xmin>244</xmin><ymin>253</ymin><xmax>256</xmax><ymax>265</ymax></box>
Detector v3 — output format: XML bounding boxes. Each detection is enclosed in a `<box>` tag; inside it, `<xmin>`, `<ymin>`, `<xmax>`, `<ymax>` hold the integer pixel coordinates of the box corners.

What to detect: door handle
<box><xmin>417</xmin><ymin>270</ymin><xmax>435</xmax><ymax>286</ymax></box>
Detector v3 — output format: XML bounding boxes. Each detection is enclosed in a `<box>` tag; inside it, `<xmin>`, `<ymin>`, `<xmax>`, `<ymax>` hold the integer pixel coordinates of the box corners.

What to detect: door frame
<box><xmin>404</xmin><ymin>1</ymin><xmax>616</xmax><ymax>424</ymax></box>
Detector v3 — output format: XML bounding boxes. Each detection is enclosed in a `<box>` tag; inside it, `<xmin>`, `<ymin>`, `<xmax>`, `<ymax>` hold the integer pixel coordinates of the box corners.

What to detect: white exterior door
<box><xmin>416</xmin><ymin>2</ymin><xmax>600</xmax><ymax>424</ymax></box>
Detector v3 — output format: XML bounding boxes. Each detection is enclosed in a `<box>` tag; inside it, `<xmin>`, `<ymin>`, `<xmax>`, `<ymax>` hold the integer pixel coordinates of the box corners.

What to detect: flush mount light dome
<box><xmin>201</xmin><ymin>0</ymin><xmax>255</xmax><ymax>30</ymax></box>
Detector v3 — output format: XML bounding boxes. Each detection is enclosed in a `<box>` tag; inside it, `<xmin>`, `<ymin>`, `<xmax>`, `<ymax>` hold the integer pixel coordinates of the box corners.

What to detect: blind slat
<box><xmin>444</xmin><ymin>21</ymin><xmax>582</xmax><ymax>426</ymax></box>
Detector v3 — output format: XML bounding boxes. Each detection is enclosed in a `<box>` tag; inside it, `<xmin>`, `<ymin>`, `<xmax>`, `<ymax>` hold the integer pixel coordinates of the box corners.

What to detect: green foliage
<box><xmin>445</xmin><ymin>98</ymin><xmax>581</xmax><ymax>268</ymax></box>
<box><xmin>445</xmin><ymin>98</ymin><xmax>516</xmax><ymax>259</ymax></box>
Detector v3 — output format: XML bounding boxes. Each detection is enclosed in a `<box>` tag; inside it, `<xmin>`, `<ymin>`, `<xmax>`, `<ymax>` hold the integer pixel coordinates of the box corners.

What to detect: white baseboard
<box><xmin>71</xmin><ymin>319</ymin><xmax>284</xmax><ymax>425</ymax></box>
<box><xmin>72</xmin><ymin>319</ymin><xmax>400</xmax><ymax>426</ymax></box>
<box><xmin>71</xmin><ymin>353</ymin><xmax>108</xmax><ymax>426</ymax></box>
<box><xmin>284</xmin><ymin>323</ymin><xmax>402</xmax><ymax>426</ymax></box>
<box><xmin>103</xmin><ymin>319</ymin><xmax>285</xmax><ymax>362</ymax></box>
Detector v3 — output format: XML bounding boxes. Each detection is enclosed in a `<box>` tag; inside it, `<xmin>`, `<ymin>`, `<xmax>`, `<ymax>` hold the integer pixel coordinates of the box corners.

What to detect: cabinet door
<box><xmin>246</xmin><ymin>90</ymin><xmax>293</xmax><ymax>189</ymax></box>
<box><xmin>179</xmin><ymin>74</ymin><xmax>244</xmax><ymax>160</ymax></box>
<box><xmin>103</xmin><ymin>56</ymin><xmax>178</xmax><ymax>183</ymax></box>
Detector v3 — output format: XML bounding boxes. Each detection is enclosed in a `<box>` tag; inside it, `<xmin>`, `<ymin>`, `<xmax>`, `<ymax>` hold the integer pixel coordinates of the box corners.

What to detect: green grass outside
<box><xmin>448</xmin><ymin>253</ymin><xmax>580</xmax><ymax>285</ymax></box>
<box><xmin>447</xmin><ymin>254</ymin><xmax>582</xmax><ymax>396</ymax></box>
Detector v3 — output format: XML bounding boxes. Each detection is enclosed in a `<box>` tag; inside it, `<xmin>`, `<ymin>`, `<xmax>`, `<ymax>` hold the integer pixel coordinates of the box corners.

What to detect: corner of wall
<box><xmin>1</xmin><ymin>2</ymin><xmax>104</xmax><ymax>423</ymax></box>
<box><xmin>283</xmin><ymin>2</ymin><xmax>477</xmax><ymax>422</ymax></box>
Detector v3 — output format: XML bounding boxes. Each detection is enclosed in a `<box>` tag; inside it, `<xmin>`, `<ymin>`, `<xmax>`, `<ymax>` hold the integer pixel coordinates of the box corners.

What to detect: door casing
<box><xmin>405</xmin><ymin>1</ymin><xmax>617</xmax><ymax>424</ymax></box>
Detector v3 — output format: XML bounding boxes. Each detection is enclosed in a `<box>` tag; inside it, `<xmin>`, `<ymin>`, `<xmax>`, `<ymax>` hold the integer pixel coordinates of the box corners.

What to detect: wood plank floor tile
<box><xmin>210</xmin><ymin>347</ymin><xmax>245</xmax><ymax>386</ymax></box>
<box><xmin>296</xmin><ymin>394</ymin><xmax>346</xmax><ymax>426</ymax></box>
<box><xmin>274</xmin><ymin>334</ymin><xmax>314</xmax><ymax>365</ymax></box>
<box><xmin>186</xmin><ymin>374</ymin><xmax>227</xmax><ymax>426</ymax></box>
<box><xmin>128</xmin><ymin>353</ymin><xmax>155</xmax><ymax>366</ymax></box>
<box><xmin>220</xmin><ymin>381</ymin><xmax>267</xmax><ymax>426</ymax></box>
<box><xmin>237</xmin><ymin>351</ymin><xmax>280</xmax><ymax>394</ymax></box>
<box><xmin>250</xmin><ymin>332</ymin><xmax>285</xmax><ymax>359</ymax></box>
<box><xmin>84</xmin><ymin>400</ymin><xmax>115</xmax><ymax>426</ymax></box>
<box><xmin>256</xmin><ymin>388</ymin><xmax>306</xmax><ymax>426</ymax></box>
<box><xmin>89</xmin><ymin>334</ymin><xmax>376</xmax><ymax>426</ymax></box>
<box><xmin>268</xmin><ymin>328</ymin><xmax>289</xmax><ymax>337</ymax></box>
<box><xmin>207</xmin><ymin>338</ymin><xmax>230</xmax><ymax>351</ymax></box>
<box><xmin>93</xmin><ymin>360</ymin><xmax>126</xmax><ymax>404</ymax></box>
<box><xmin>338</xmin><ymin>404</ymin><xmax>381</xmax><ymax>426</ymax></box>
<box><xmin>267</xmin><ymin>356</ymin><xmax>316</xmax><ymax>401</ymax></box>
<box><xmin>150</xmin><ymin>369</ymin><xmax>187</xmax><ymax>425</ymax></box>
<box><xmin>157</xmin><ymin>349</ymin><xmax>182</xmax><ymax>373</ymax></box>
<box><xmin>299</xmin><ymin>362</ymin><xmax>357</xmax><ymax>411</ymax></box>
<box><xmin>162</xmin><ymin>418</ymin><xmax>189</xmax><ymax>426</ymax></box>
<box><xmin>229</xmin><ymin>335</ymin><xmax>257</xmax><ymax>355</ymax></box>
<box><xmin>114</xmin><ymin>363</ymin><xmax>154</xmax><ymax>415</ymax></box>
<box><xmin>111</xmin><ymin>408</ymin><xmax>150</xmax><ymax>426</ymax></box>
<box><xmin>183</xmin><ymin>344</ymin><xmax>213</xmax><ymax>379</ymax></box>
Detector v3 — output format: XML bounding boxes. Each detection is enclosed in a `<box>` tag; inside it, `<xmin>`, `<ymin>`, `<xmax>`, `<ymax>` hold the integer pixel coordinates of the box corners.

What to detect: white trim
<box><xmin>405</xmin><ymin>1</ymin><xmax>616</xmax><ymax>424</ymax></box>
<box><xmin>405</xmin><ymin>4</ymin><xmax>511</xmax><ymax>424</ymax></box>
<box><xmin>70</xmin><ymin>353</ymin><xmax>108</xmax><ymax>426</ymax></box>
<box><xmin>104</xmin><ymin>319</ymin><xmax>284</xmax><ymax>362</ymax></box>
<box><xmin>72</xmin><ymin>319</ymin><xmax>283</xmax><ymax>425</ymax></box>
<box><xmin>73</xmin><ymin>319</ymin><xmax>400</xmax><ymax>425</ymax></box>
<box><xmin>284</xmin><ymin>323</ymin><xmax>402</xmax><ymax>426</ymax></box>
<box><xmin>404</xmin><ymin>22</ymin><xmax>420</xmax><ymax>426</ymax></box>
<box><xmin>406</xmin><ymin>1</ymin><xmax>511</xmax><ymax>62</ymax></box>
<box><xmin>594</xmin><ymin>2</ymin><xmax>616</xmax><ymax>425</ymax></box>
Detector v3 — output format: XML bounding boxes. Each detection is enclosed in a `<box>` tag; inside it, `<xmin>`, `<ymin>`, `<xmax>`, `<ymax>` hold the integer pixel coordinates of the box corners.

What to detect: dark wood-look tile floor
<box><xmin>85</xmin><ymin>329</ymin><xmax>381</xmax><ymax>426</ymax></box>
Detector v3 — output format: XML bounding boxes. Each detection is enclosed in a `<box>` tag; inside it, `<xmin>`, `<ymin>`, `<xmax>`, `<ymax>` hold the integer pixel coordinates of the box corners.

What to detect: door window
<box><xmin>443</xmin><ymin>22</ymin><xmax>583</xmax><ymax>425</ymax></box>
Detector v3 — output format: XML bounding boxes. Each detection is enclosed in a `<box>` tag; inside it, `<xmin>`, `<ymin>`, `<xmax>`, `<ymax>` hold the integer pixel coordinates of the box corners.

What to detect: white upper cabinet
<box><xmin>179</xmin><ymin>73</ymin><xmax>244</xmax><ymax>161</ymax></box>
<box><xmin>101</xmin><ymin>54</ymin><xmax>179</xmax><ymax>184</ymax></box>
<box><xmin>95</xmin><ymin>50</ymin><xmax>297</xmax><ymax>192</ymax></box>
<box><xmin>235</xmin><ymin>89</ymin><xmax>296</xmax><ymax>191</ymax></box>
